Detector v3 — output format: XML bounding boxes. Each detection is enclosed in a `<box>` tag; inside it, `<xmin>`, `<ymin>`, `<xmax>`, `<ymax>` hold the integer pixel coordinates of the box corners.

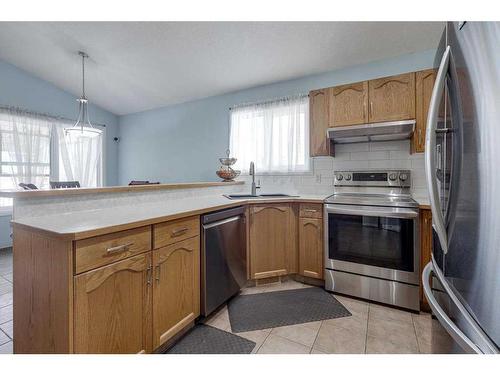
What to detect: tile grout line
<box><xmin>411</xmin><ymin>314</ymin><xmax>422</xmax><ymax>354</ymax></box>
<box><xmin>254</xmin><ymin>330</ymin><xmax>272</xmax><ymax>354</ymax></box>
<box><xmin>309</xmin><ymin>320</ymin><xmax>323</xmax><ymax>353</ymax></box>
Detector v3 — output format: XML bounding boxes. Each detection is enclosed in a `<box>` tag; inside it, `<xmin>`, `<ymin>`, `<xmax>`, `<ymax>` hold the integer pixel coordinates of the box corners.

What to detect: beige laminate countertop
<box><xmin>12</xmin><ymin>194</ymin><xmax>329</xmax><ymax>240</ymax></box>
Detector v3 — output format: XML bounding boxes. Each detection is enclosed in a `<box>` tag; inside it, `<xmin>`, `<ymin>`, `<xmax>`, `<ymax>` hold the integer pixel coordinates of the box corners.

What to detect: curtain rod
<box><xmin>0</xmin><ymin>104</ymin><xmax>106</xmax><ymax>128</ymax></box>
<box><xmin>229</xmin><ymin>93</ymin><xmax>309</xmax><ymax>111</ymax></box>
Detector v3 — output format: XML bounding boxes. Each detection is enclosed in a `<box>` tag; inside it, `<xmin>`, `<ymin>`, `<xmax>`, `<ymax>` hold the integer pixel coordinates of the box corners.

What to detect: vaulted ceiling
<box><xmin>0</xmin><ymin>22</ymin><xmax>444</xmax><ymax>115</ymax></box>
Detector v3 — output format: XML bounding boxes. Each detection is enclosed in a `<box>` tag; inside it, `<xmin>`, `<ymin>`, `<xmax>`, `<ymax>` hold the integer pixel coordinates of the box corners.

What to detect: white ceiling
<box><xmin>0</xmin><ymin>22</ymin><xmax>444</xmax><ymax>115</ymax></box>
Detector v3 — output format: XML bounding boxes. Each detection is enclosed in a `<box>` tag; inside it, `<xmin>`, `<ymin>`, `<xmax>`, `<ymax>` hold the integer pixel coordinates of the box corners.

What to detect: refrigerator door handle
<box><xmin>425</xmin><ymin>46</ymin><xmax>450</xmax><ymax>254</ymax></box>
<box><xmin>422</xmin><ymin>261</ymin><xmax>483</xmax><ymax>354</ymax></box>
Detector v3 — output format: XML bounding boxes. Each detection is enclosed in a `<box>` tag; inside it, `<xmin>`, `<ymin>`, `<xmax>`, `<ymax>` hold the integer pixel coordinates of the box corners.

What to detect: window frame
<box><xmin>229</xmin><ymin>96</ymin><xmax>312</xmax><ymax>176</ymax></box>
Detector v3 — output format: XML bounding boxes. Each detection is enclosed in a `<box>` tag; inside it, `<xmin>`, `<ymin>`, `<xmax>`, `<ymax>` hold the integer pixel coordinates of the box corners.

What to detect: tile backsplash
<box><xmin>238</xmin><ymin>140</ymin><xmax>428</xmax><ymax>201</ymax></box>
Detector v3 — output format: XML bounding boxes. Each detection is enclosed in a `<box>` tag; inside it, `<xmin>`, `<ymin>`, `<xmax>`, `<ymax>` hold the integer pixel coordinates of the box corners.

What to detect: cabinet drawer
<box><xmin>153</xmin><ymin>216</ymin><xmax>200</xmax><ymax>249</ymax></box>
<box><xmin>299</xmin><ymin>204</ymin><xmax>323</xmax><ymax>219</ymax></box>
<box><xmin>75</xmin><ymin>226</ymin><xmax>152</xmax><ymax>274</ymax></box>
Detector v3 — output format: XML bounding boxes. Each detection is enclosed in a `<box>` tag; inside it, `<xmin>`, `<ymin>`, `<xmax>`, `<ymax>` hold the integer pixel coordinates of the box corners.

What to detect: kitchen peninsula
<box><xmin>1</xmin><ymin>181</ymin><xmax>330</xmax><ymax>353</ymax></box>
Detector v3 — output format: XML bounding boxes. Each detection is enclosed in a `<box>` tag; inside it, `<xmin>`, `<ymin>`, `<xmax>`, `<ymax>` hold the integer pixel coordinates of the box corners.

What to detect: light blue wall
<box><xmin>0</xmin><ymin>59</ymin><xmax>120</xmax><ymax>248</ymax></box>
<box><xmin>118</xmin><ymin>49</ymin><xmax>436</xmax><ymax>185</ymax></box>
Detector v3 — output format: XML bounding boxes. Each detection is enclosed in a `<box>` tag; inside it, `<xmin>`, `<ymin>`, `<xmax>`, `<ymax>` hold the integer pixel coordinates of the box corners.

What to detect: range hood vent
<box><xmin>327</xmin><ymin>120</ymin><xmax>415</xmax><ymax>144</ymax></box>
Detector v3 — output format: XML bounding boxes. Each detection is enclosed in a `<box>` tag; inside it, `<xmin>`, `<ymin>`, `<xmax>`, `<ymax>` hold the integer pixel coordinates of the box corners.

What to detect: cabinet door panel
<box><xmin>329</xmin><ymin>81</ymin><xmax>368</xmax><ymax>127</ymax></box>
<box><xmin>153</xmin><ymin>236</ymin><xmax>200</xmax><ymax>348</ymax></box>
<box><xmin>309</xmin><ymin>89</ymin><xmax>330</xmax><ymax>156</ymax></box>
<box><xmin>74</xmin><ymin>253</ymin><xmax>152</xmax><ymax>354</ymax></box>
<box><xmin>369</xmin><ymin>72</ymin><xmax>416</xmax><ymax>123</ymax></box>
<box><xmin>299</xmin><ymin>218</ymin><xmax>323</xmax><ymax>279</ymax></box>
<box><xmin>249</xmin><ymin>205</ymin><xmax>291</xmax><ymax>279</ymax></box>
<box><xmin>414</xmin><ymin>69</ymin><xmax>437</xmax><ymax>153</ymax></box>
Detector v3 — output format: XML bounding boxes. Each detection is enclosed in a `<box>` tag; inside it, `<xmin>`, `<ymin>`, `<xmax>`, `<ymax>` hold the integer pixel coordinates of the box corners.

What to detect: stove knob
<box><xmin>399</xmin><ymin>173</ymin><xmax>409</xmax><ymax>182</ymax></box>
<box><xmin>389</xmin><ymin>173</ymin><xmax>398</xmax><ymax>181</ymax></box>
<box><xmin>337</xmin><ymin>174</ymin><xmax>343</xmax><ymax>181</ymax></box>
<box><xmin>345</xmin><ymin>174</ymin><xmax>352</xmax><ymax>181</ymax></box>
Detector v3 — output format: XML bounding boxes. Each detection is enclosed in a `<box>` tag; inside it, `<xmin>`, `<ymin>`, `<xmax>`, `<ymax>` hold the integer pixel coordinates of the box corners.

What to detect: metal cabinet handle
<box><xmin>146</xmin><ymin>264</ymin><xmax>152</xmax><ymax>285</ymax></box>
<box><xmin>303</xmin><ymin>209</ymin><xmax>318</xmax><ymax>213</ymax></box>
<box><xmin>425</xmin><ymin>45</ymin><xmax>450</xmax><ymax>254</ymax></box>
<box><xmin>106</xmin><ymin>242</ymin><xmax>134</xmax><ymax>254</ymax></box>
<box><xmin>155</xmin><ymin>265</ymin><xmax>161</xmax><ymax>283</ymax></box>
<box><xmin>171</xmin><ymin>227</ymin><xmax>188</xmax><ymax>237</ymax></box>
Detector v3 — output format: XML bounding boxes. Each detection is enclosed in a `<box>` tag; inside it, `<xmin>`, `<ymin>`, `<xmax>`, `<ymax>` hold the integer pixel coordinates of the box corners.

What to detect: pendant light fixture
<box><xmin>64</xmin><ymin>51</ymin><xmax>102</xmax><ymax>137</ymax></box>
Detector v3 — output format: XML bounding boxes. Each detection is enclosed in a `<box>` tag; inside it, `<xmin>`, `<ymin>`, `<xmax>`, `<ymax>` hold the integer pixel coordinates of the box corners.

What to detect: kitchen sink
<box><xmin>224</xmin><ymin>193</ymin><xmax>296</xmax><ymax>200</ymax></box>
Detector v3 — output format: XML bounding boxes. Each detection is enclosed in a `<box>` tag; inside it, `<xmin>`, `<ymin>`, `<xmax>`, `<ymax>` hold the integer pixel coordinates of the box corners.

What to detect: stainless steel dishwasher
<box><xmin>201</xmin><ymin>206</ymin><xmax>247</xmax><ymax>316</ymax></box>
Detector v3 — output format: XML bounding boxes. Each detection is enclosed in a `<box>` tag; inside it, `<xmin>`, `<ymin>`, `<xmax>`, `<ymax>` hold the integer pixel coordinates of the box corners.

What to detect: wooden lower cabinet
<box><xmin>152</xmin><ymin>236</ymin><xmax>200</xmax><ymax>348</ymax></box>
<box><xmin>74</xmin><ymin>253</ymin><xmax>153</xmax><ymax>354</ymax></box>
<box><xmin>299</xmin><ymin>217</ymin><xmax>323</xmax><ymax>279</ymax></box>
<box><xmin>420</xmin><ymin>208</ymin><xmax>433</xmax><ymax>311</ymax></box>
<box><xmin>249</xmin><ymin>204</ymin><xmax>294</xmax><ymax>279</ymax></box>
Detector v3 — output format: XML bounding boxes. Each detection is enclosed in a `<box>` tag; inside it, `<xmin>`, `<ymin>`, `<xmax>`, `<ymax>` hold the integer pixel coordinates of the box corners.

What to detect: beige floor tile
<box><xmin>241</xmin><ymin>279</ymin><xmax>308</xmax><ymax>295</ymax></box>
<box><xmin>366</xmin><ymin>335</ymin><xmax>418</xmax><ymax>354</ymax></box>
<box><xmin>0</xmin><ymin>329</ymin><xmax>9</xmax><ymax>345</ymax></box>
<box><xmin>0</xmin><ymin>340</ymin><xmax>13</xmax><ymax>354</ymax></box>
<box><xmin>310</xmin><ymin>347</ymin><xmax>328</xmax><ymax>354</ymax></box>
<box><xmin>313</xmin><ymin>322</ymin><xmax>366</xmax><ymax>354</ymax></box>
<box><xmin>322</xmin><ymin>311</ymin><xmax>368</xmax><ymax>336</ymax></box>
<box><xmin>257</xmin><ymin>334</ymin><xmax>311</xmax><ymax>354</ymax></box>
<box><xmin>235</xmin><ymin>329</ymin><xmax>271</xmax><ymax>354</ymax></box>
<box><xmin>412</xmin><ymin>313</ymin><xmax>454</xmax><ymax>354</ymax></box>
<box><xmin>367</xmin><ymin>316</ymin><xmax>418</xmax><ymax>353</ymax></box>
<box><xmin>0</xmin><ymin>305</ymin><xmax>13</xmax><ymax>325</ymax></box>
<box><xmin>0</xmin><ymin>292</ymin><xmax>12</xmax><ymax>308</ymax></box>
<box><xmin>333</xmin><ymin>294</ymin><xmax>369</xmax><ymax>319</ymax></box>
<box><xmin>271</xmin><ymin>321</ymin><xmax>321</xmax><ymax>347</ymax></box>
<box><xmin>204</xmin><ymin>306</ymin><xmax>231</xmax><ymax>332</ymax></box>
<box><xmin>369</xmin><ymin>303</ymin><xmax>413</xmax><ymax>324</ymax></box>
<box><xmin>0</xmin><ymin>320</ymin><xmax>13</xmax><ymax>339</ymax></box>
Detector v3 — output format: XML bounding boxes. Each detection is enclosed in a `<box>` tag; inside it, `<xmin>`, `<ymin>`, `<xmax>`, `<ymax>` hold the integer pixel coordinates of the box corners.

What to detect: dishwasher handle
<box><xmin>202</xmin><ymin>205</ymin><xmax>245</xmax><ymax>224</ymax></box>
<box><xmin>202</xmin><ymin>215</ymin><xmax>242</xmax><ymax>229</ymax></box>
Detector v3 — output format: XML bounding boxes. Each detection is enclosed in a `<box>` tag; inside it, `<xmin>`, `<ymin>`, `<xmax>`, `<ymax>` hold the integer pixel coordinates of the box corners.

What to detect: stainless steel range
<box><xmin>324</xmin><ymin>170</ymin><xmax>420</xmax><ymax>311</ymax></box>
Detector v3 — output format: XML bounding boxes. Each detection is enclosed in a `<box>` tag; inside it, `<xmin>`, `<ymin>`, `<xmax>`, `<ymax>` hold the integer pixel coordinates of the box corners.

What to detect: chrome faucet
<box><xmin>249</xmin><ymin>161</ymin><xmax>260</xmax><ymax>196</ymax></box>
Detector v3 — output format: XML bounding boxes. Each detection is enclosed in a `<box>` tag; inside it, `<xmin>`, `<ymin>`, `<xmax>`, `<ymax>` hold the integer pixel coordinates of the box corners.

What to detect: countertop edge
<box><xmin>0</xmin><ymin>181</ymin><xmax>244</xmax><ymax>198</ymax></box>
<box><xmin>11</xmin><ymin>196</ymin><xmax>326</xmax><ymax>240</ymax></box>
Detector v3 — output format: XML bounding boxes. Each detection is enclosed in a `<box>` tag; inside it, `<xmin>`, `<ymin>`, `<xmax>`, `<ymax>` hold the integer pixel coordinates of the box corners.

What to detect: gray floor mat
<box><xmin>165</xmin><ymin>324</ymin><xmax>256</xmax><ymax>354</ymax></box>
<box><xmin>228</xmin><ymin>287</ymin><xmax>351</xmax><ymax>333</ymax></box>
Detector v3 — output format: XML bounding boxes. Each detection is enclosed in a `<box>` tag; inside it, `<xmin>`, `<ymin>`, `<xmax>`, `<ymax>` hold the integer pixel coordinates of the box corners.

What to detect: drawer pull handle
<box><xmin>171</xmin><ymin>227</ymin><xmax>189</xmax><ymax>237</ymax></box>
<box><xmin>303</xmin><ymin>209</ymin><xmax>318</xmax><ymax>213</ymax></box>
<box><xmin>106</xmin><ymin>242</ymin><xmax>134</xmax><ymax>254</ymax></box>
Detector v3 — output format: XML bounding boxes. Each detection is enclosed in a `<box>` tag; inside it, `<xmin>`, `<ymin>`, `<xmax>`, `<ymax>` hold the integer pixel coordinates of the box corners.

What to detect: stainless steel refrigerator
<box><xmin>423</xmin><ymin>21</ymin><xmax>500</xmax><ymax>354</ymax></box>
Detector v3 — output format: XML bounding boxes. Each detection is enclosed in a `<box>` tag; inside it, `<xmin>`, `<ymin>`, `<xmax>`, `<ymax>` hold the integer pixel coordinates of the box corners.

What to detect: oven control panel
<box><xmin>334</xmin><ymin>170</ymin><xmax>411</xmax><ymax>187</ymax></box>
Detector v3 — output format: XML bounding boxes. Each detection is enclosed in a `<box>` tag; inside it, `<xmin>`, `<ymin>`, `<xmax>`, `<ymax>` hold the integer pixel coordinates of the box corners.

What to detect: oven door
<box><xmin>324</xmin><ymin>204</ymin><xmax>420</xmax><ymax>285</ymax></box>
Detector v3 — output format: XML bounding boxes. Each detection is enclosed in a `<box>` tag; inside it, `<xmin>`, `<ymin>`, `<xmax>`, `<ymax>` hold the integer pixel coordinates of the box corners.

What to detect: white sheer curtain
<box><xmin>55</xmin><ymin>124</ymin><xmax>103</xmax><ymax>187</ymax></box>
<box><xmin>229</xmin><ymin>95</ymin><xmax>309</xmax><ymax>174</ymax></box>
<box><xmin>0</xmin><ymin>108</ymin><xmax>52</xmax><ymax>188</ymax></box>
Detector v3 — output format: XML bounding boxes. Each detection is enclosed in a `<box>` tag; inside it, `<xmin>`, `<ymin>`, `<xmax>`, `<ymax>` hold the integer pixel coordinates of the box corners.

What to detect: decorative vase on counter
<box><xmin>216</xmin><ymin>149</ymin><xmax>241</xmax><ymax>182</ymax></box>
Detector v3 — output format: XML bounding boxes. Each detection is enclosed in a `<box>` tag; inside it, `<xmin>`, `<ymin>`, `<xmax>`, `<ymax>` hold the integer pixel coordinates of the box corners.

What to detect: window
<box><xmin>229</xmin><ymin>95</ymin><xmax>310</xmax><ymax>174</ymax></box>
<box><xmin>0</xmin><ymin>108</ymin><xmax>104</xmax><ymax>211</ymax></box>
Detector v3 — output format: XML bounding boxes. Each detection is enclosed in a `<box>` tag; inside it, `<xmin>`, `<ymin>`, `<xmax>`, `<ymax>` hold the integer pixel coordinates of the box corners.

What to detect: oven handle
<box><xmin>325</xmin><ymin>204</ymin><xmax>418</xmax><ymax>219</ymax></box>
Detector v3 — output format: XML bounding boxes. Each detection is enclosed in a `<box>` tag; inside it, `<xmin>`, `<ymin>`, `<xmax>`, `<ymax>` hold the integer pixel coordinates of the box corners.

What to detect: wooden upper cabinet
<box><xmin>414</xmin><ymin>69</ymin><xmax>437</xmax><ymax>153</ymax></box>
<box><xmin>299</xmin><ymin>217</ymin><xmax>323</xmax><ymax>280</ymax></box>
<box><xmin>368</xmin><ymin>72</ymin><xmax>416</xmax><ymax>123</ymax></box>
<box><xmin>249</xmin><ymin>204</ymin><xmax>292</xmax><ymax>279</ymax></box>
<box><xmin>74</xmin><ymin>253</ymin><xmax>152</xmax><ymax>354</ymax></box>
<box><xmin>309</xmin><ymin>89</ymin><xmax>330</xmax><ymax>156</ymax></box>
<box><xmin>329</xmin><ymin>81</ymin><xmax>368</xmax><ymax>127</ymax></box>
<box><xmin>152</xmin><ymin>236</ymin><xmax>200</xmax><ymax>348</ymax></box>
